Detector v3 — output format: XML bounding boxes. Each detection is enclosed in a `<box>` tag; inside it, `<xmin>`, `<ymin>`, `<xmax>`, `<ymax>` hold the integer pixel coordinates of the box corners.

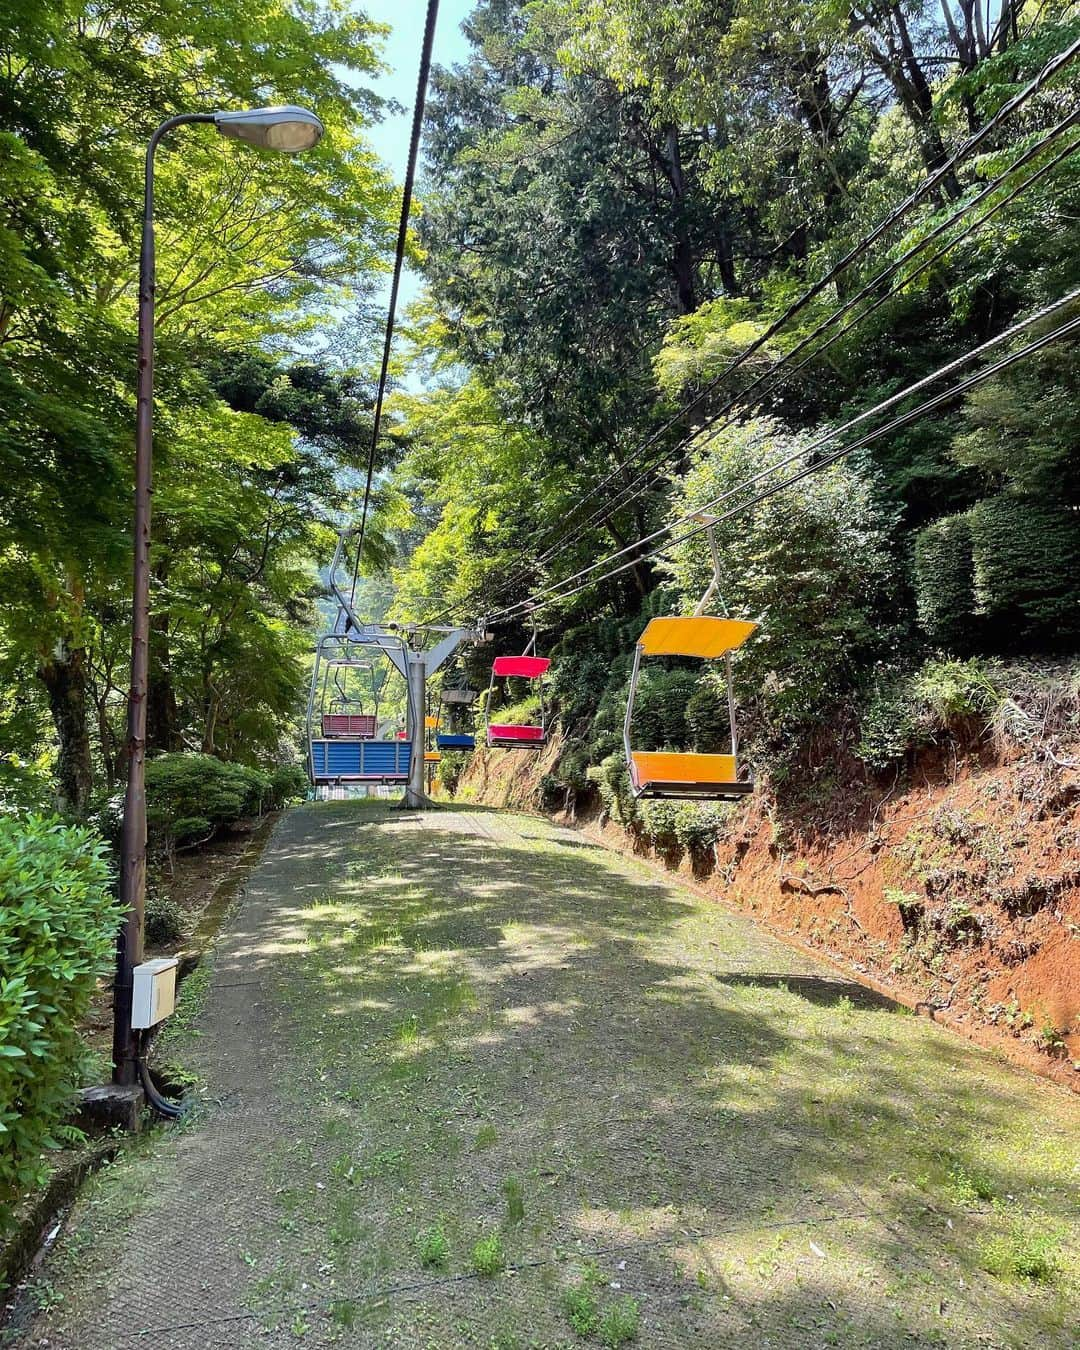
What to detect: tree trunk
<box><xmin>38</xmin><ymin>642</ymin><xmax>94</xmax><ymax>815</ymax></box>
<box><xmin>662</xmin><ymin>126</ymin><xmax>698</xmax><ymax>314</ymax></box>
<box><xmin>147</xmin><ymin>610</ymin><xmax>181</xmax><ymax>752</ymax></box>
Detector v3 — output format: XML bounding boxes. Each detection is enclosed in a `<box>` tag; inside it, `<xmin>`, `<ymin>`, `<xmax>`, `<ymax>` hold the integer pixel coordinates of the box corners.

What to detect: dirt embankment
<box><xmin>455</xmin><ymin>734</ymin><xmax>1080</xmax><ymax>1090</ymax></box>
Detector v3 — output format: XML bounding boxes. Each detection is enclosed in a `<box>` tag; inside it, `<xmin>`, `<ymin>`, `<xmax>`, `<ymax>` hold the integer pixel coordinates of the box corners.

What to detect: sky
<box><xmin>361</xmin><ymin>0</ymin><xmax>476</xmax><ymax>313</ymax></box>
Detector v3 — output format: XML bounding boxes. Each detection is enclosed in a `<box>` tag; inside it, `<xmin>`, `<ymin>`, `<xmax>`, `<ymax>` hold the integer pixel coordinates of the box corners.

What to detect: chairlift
<box><xmin>435</xmin><ymin>666</ymin><xmax>478</xmax><ymax>750</ymax></box>
<box><xmin>483</xmin><ymin>624</ymin><xmax>550</xmax><ymax>749</ymax></box>
<box><xmin>307</xmin><ymin>635</ymin><xmax>413</xmax><ymax>785</ymax></box>
<box><xmin>623</xmin><ymin>517</ymin><xmax>757</xmax><ymax>799</ymax></box>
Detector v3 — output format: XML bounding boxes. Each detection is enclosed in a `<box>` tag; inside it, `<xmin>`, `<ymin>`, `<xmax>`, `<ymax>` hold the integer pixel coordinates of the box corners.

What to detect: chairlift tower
<box><xmin>310</xmin><ymin>532</ymin><xmax>486</xmax><ymax>807</ymax></box>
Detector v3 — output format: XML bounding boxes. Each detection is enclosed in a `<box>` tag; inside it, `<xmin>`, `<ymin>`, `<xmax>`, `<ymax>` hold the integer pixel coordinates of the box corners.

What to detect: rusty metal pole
<box><xmin>112</xmin><ymin>114</ymin><xmax>213</xmax><ymax>1086</ymax></box>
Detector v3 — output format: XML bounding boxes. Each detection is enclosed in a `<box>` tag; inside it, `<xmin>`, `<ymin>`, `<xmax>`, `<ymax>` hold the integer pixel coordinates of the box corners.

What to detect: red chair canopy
<box><xmin>492</xmin><ymin>655</ymin><xmax>550</xmax><ymax>679</ymax></box>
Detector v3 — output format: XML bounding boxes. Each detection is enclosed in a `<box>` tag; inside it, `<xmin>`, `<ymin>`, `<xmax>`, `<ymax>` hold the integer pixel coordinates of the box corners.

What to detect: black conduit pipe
<box><xmin>137</xmin><ymin>1029</ymin><xmax>183</xmax><ymax>1119</ymax></box>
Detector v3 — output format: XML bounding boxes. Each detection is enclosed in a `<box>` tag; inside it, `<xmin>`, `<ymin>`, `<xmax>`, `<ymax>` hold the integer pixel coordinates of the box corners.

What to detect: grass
<box><xmin>598</xmin><ymin>1296</ymin><xmax>640</xmax><ymax>1347</ymax></box>
<box><xmin>980</xmin><ymin>1225</ymin><xmax>1062</xmax><ymax>1284</ymax></box>
<box><xmin>471</xmin><ymin>1233</ymin><xmax>506</xmax><ymax>1277</ymax></box>
<box><xmin>416</xmin><ymin>1224</ymin><xmax>450</xmax><ymax>1270</ymax></box>
<box><xmin>23</xmin><ymin>802</ymin><xmax>1080</xmax><ymax>1350</ymax></box>
<box><xmin>503</xmin><ymin>1175</ymin><xmax>525</xmax><ymax>1225</ymax></box>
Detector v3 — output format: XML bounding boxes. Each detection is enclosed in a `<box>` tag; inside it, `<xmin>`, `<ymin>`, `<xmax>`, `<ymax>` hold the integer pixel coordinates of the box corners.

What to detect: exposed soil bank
<box><xmin>455</xmin><ymin>733</ymin><xmax>1080</xmax><ymax>1091</ymax></box>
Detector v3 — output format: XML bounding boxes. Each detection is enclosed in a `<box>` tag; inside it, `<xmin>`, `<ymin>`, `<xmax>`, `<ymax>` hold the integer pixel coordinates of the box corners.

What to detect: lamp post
<box><xmin>113</xmin><ymin>106</ymin><xmax>324</xmax><ymax>1087</ymax></box>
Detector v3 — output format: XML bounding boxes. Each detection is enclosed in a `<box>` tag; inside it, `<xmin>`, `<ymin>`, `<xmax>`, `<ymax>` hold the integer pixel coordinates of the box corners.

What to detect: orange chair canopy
<box><xmin>637</xmin><ymin>616</ymin><xmax>757</xmax><ymax>659</ymax></box>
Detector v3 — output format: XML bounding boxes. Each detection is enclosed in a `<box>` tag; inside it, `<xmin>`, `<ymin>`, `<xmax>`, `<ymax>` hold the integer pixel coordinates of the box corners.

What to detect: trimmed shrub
<box><xmin>145</xmin><ymin>752</ymin><xmax>302</xmax><ymax>854</ymax></box>
<box><xmin>969</xmin><ymin>496</ymin><xmax>1080</xmax><ymax>647</ymax></box>
<box><xmin>0</xmin><ymin>816</ymin><xmax>117</xmax><ymax>1219</ymax></box>
<box><xmin>145</xmin><ymin>891</ymin><xmax>185</xmax><ymax>945</ymax></box>
<box><xmin>914</xmin><ymin>513</ymin><xmax>978</xmax><ymax>649</ymax></box>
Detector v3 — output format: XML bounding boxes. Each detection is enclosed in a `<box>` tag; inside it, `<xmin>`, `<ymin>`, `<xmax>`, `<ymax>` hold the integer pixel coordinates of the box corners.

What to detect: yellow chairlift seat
<box><xmin>628</xmin><ymin>751</ymin><xmax>751</xmax><ymax>800</ymax></box>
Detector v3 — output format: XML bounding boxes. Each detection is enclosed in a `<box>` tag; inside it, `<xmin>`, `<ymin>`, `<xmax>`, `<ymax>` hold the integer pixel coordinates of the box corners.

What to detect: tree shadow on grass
<box><xmin>715</xmin><ymin>971</ymin><xmax>900</xmax><ymax>1011</ymax></box>
<box><xmin>160</xmin><ymin>801</ymin><xmax>1080</xmax><ymax>1347</ymax></box>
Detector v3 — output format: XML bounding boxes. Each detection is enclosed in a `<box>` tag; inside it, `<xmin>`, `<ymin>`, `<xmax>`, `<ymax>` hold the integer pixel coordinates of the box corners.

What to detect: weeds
<box><xmin>945</xmin><ymin>1164</ymin><xmax>995</xmax><ymax>1206</ymax></box>
<box><xmin>329</xmin><ymin>1298</ymin><xmax>359</xmax><ymax>1328</ymax></box>
<box><xmin>417</xmin><ymin>1223</ymin><xmax>450</xmax><ymax>1270</ymax></box>
<box><xmin>562</xmin><ymin>1283</ymin><xmax>600</xmax><ymax>1336</ymax></box>
<box><xmin>471</xmin><ymin>1233</ymin><xmax>505</xmax><ymax>1277</ymax></box>
<box><xmin>981</xmin><ymin>1225</ymin><xmax>1061</xmax><ymax>1283</ymax></box>
<box><xmin>598</xmin><ymin>1296</ymin><xmax>641</xmax><ymax>1347</ymax></box>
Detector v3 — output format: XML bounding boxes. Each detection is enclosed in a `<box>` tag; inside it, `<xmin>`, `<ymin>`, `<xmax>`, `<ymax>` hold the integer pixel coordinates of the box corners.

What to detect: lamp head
<box><xmin>214</xmin><ymin>105</ymin><xmax>324</xmax><ymax>153</ymax></box>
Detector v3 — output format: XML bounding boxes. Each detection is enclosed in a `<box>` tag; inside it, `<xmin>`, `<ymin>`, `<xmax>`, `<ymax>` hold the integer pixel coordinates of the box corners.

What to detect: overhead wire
<box><xmin>495</xmin><ymin>308</ymin><xmax>1080</xmax><ymax>618</ymax></box>
<box><xmin>489</xmin><ymin>288</ymin><xmax>1080</xmax><ymax>622</ymax></box>
<box><xmin>443</xmin><ymin>115</ymin><xmax>1080</xmax><ymax>626</ymax></box>
<box><xmin>524</xmin><ymin>107</ymin><xmax>1080</xmax><ymax>567</ymax></box>
<box><xmin>431</xmin><ymin>34</ymin><xmax>1080</xmax><ymax>623</ymax></box>
<box><xmin>346</xmin><ymin>0</ymin><xmax>441</xmax><ymax>607</ymax></box>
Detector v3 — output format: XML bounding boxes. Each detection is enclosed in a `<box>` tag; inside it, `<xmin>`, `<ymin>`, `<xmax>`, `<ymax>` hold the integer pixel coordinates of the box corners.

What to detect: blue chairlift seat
<box><xmin>436</xmin><ymin>733</ymin><xmax>475</xmax><ymax>750</ymax></box>
<box><xmin>310</xmin><ymin>738</ymin><xmax>411</xmax><ymax>783</ymax></box>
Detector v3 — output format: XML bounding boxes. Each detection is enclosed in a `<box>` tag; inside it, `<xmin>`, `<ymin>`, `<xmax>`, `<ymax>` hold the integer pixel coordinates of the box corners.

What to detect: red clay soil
<box><xmin>457</xmin><ymin>734</ymin><xmax>1080</xmax><ymax>1092</ymax></box>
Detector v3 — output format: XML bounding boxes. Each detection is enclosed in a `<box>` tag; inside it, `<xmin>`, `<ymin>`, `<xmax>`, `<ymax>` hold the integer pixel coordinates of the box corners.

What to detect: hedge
<box><xmin>144</xmin><ymin>753</ymin><xmax>307</xmax><ymax>853</ymax></box>
<box><xmin>0</xmin><ymin>816</ymin><xmax>117</xmax><ymax>1220</ymax></box>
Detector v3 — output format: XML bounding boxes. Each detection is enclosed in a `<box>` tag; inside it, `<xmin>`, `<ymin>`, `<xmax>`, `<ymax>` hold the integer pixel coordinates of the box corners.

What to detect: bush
<box><xmin>438</xmin><ymin>749</ymin><xmax>470</xmax><ymax>794</ymax></box>
<box><xmin>144</xmin><ymin>890</ymin><xmax>185</xmax><ymax>945</ymax></box>
<box><xmin>0</xmin><ymin>816</ymin><xmax>117</xmax><ymax>1219</ymax></box>
<box><xmin>914</xmin><ymin>513</ymin><xmax>978</xmax><ymax>649</ymax></box>
<box><xmin>588</xmin><ymin>753</ymin><xmax>638</xmax><ymax>827</ymax></box>
<box><xmin>145</xmin><ymin>752</ymin><xmax>301</xmax><ymax>854</ymax></box>
<box><xmin>969</xmin><ymin>496</ymin><xmax>1080</xmax><ymax>648</ymax></box>
<box><xmin>857</xmin><ymin>658</ymin><xmax>1000</xmax><ymax>770</ymax></box>
<box><xmin>857</xmin><ymin>669</ymin><xmax>920</xmax><ymax>770</ymax></box>
<box><xmin>268</xmin><ymin>764</ymin><xmax>308</xmax><ymax>805</ymax></box>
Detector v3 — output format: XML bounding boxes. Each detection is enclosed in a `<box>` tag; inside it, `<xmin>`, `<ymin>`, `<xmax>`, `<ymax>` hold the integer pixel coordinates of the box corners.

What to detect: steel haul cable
<box><xmin>345</xmin><ymin>0</ymin><xmax>441</xmax><ymax>608</ymax></box>
<box><xmin>512</xmin><ymin>35</ymin><xmax>1080</xmax><ymax>561</ymax></box>
<box><xmin>434</xmin><ymin>119</ymin><xmax>1080</xmax><ymax>627</ymax></box>
<box><xmin>490</xmin><ymin>290</ymin><xmax>1080</xmax><ymax>621</ymax></box>
<box><xmin>525</xmin><ymin>109</ymin><xmax>1080</xmax><ymax>566</ymax></box>
<box><xmin>427</xmin><ymin>36</ymin><xmax>1080</xmax><ymax>624</ymax></box>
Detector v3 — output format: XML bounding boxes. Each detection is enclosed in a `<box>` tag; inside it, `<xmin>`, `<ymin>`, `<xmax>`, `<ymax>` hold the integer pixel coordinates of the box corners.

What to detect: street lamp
<box><xmin>112</xmin><ymin>106</ymin><xmax>324</xmax><ymax>1088</ymax></box>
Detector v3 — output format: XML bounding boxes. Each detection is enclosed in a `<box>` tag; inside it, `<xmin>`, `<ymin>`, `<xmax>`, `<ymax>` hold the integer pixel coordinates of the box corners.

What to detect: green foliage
<box><xmin>663</xmin><ymin>419</ymin><xmax>902</xmax><ymax>767</ymax></box>
<box><xmin>144</xmin><ymin>891</ymin><xmax>185</xmax><ymax>946</ymax></box>
<box><xmin>0</xmin><ymin>815</ymin><xmax>117</xmax><ymax>1218</ymax></box>
<box><xmin>598</xmin><ymin>1296</ymin><xmax>641</xmax><ymax>1347</ymax></box>
<box><xmin>914</xmin><ymin>514</ymin><xmax>978</xmax><ymax>649</ymax></box>
<box><xmin>0</xmin><ymin>0</ymin><xmax>395</xmax><ymax>810</ymax></box>
<box><xmin>470</xmin><ymin>1232</ymin><xmax>506</xmax><ymax>1277</ymax></box>
<box><xmin>145</xmin><ymin>753</ymin><xmax>297</xmax><ymax>853</ymax></box>
<box><xmin>588</xmin><ymin>754</ymin><xmax>638</xmax><ymax>828</ymax></box>
<box><xmin>858</xmin><ymin>659</ymin><xmax>1000</xmax><ymax>770</ymax></box>
<box><xmin>416</xmin><ymin>1223</ymin><xmax>450</xmax><ymax>1270</ymax></box>
<box><xmin>980</xmin><ymin>1224</ymin><xmax>1062</xmax><ymax>1284</ymax></box>
<box><xmin>562</xmin><ymin>1282</ymin><xmax>600</xmax><ymax>1336</ymax></box>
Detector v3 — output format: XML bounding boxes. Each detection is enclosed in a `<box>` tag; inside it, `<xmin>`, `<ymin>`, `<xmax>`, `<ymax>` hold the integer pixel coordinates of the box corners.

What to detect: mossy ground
<box><xmin>9</xmin><ymin>802</ymin><xmax>1078</xmax><ymax>1348</ymax></box>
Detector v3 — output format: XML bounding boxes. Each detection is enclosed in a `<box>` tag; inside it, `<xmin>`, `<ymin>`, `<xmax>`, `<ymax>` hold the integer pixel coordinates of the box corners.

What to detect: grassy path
<box><xmin>10</xmin><ymin>803</ymin><xmax>1078</xmax><ymax>1348</ymax></box>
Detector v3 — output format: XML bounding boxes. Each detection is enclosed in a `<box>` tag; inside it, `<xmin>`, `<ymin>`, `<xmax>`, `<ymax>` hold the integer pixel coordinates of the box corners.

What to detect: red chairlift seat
<box><xmin>321</xmin><ymin>713</ymin><xmax>377</xmax><ymax>739</ymax></box>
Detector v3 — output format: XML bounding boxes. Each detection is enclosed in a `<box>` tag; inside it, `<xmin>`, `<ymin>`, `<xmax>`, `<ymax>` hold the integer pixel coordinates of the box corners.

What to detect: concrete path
<box><xmin>10</xmin><ymin>803</ymin><xmax>1078</xmax><ymax>1347</ymax></box>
